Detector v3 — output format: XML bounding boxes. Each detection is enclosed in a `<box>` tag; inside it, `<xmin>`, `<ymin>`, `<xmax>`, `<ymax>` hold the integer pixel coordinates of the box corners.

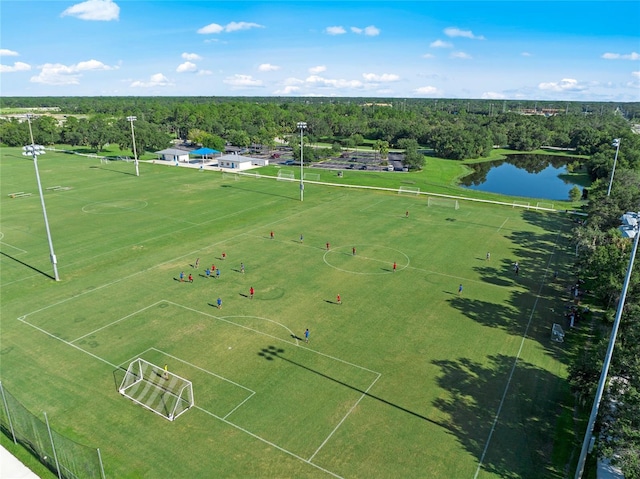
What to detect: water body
<box><xmin>459</xmin><ymin>154</ymin><xmax>584</xmax><ymax>201</ymax></box>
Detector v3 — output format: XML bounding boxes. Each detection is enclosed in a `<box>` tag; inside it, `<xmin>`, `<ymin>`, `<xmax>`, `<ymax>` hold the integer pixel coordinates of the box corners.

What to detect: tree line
<box><xmin>1</xmin><ymin>97</ymin><xmax>639</xmax><ymax>174</ymax></box>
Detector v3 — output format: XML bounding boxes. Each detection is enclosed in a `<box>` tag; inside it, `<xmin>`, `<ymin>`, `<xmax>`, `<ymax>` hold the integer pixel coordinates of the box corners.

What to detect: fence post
<box><xmin>0</xmin><ymin>381</ymin><xmax>17</xmax><ymax>443</ymax></box>
<box><xmin>97</xmin><ymin>448</ymin><xmax>106</xmax><ymax>479</ymax></box>
<box><xmin>43</xmin><ymin>412</ymin><xmax>62</xmax><ymax>479</ymax></box>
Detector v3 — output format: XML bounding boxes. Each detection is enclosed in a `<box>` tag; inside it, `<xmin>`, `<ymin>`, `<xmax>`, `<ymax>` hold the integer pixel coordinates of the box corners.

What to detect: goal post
<box><xmin>119</xmin><ymin>358</ymin><xmax>194</xmax><ymax>421</ymax></box>
<box><xmin>398</xmin><ymin>186</ymin><xmax>420</xmax><ymax>195</ymax></box>
<box><xmin>427</xmin><ymin>197</ymin><xmax>459</xmax><ymax>210</ymax></box>
<box><xmin>277</xmin><ymin>170</ymin><xmax>295</xmax><ymax>181</ymax></box>
<box><xmin>551</xmin><ymin>323</ymin><xmax>565</xmax><ymax>343</ymax></box>
<box><xmin>303</xmin><ymin>172</ymin><xmax>320</xmax><ymax>181</ymax></box>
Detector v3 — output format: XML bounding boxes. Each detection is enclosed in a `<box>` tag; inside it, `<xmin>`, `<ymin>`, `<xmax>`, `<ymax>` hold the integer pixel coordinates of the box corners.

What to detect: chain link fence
<box><xmin>0</xmin><ymin>381</ymin><xmax>105</xmax><ymax>479</ymax></box>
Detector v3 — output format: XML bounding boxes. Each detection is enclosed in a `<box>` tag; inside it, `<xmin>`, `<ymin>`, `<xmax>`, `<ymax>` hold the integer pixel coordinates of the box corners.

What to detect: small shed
<box><xmin>218</xmin><ymin>154</ymin><xmax>254</xmax><ymax>170</ymax></box>
<box><xmin>155</xmin><ymin>148</ymin><xmax>190</xmax><ymax>163</ymax></box>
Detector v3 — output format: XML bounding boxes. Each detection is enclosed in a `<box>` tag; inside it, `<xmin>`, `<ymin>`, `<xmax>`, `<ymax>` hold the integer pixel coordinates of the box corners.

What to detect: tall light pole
<box><xmin>127</xmin><ymin>116</ymin><xmax>139</xmax><ymax>177</ymax></box>
<box><xmin>22</xmin><ymin>114</ymin><xmax>60</xmax><ymax>281</ymax></box>
<box><xmin>606</xmin><ymin>138</ymin><xmax>621</xmax><ymax>197</ymax></box>
<box><xmin>297</xmin><ymin>121</ymin><xmax>307</xmax><ymax>202</ymax></box>
<box><xmin>574</xmin><ymin>211</ymin><xmax>639</xmax><ymax>478</ymax></box>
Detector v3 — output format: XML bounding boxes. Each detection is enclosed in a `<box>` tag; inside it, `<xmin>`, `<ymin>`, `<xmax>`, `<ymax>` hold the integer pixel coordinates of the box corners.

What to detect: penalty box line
<box><xmin>118</xmin><ymin>347</ymin><xmax>256</xmax><ymax>421</ymax></box>
<box><xmin>196</xmin><ymin>405</ymin><xmax>345</xmax><ymax>479</ymax></box>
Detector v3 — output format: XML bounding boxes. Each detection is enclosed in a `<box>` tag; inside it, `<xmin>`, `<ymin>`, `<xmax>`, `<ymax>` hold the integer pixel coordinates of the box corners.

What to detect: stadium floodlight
<box><xmin>606</xmin><ymin>138</ymin><xmax>621</xmax><ymax>197</ymax></box>
<box><xmin>127</xmin><ymin>116</ymin><xmax>139</xmax><ymax>177</ymax></box>
<box><xmin>22</xmin><ymin>115</ymin><xmax>60</xmax><ymax>281</ymax></box>
<box><xmin>575</xmin><ymin>210</ymin><xmax>639</xmax><ymax>478</ymax></box>
<box><xmin>297</xmin><ymin>121</ymin><xmax>307</xmax><ymax>202</ymax></box>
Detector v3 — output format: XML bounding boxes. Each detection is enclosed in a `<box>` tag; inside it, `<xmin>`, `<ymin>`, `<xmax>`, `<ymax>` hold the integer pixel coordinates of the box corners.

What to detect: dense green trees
<box><xmin>569</xmin><ymin>167</ymin><xmax>640</xmax><ymax>478</ymax></box>
<box><xmin>1</xmin><ymin>97</ymin><xmax>637</xmax><ymax>171</ymax></box>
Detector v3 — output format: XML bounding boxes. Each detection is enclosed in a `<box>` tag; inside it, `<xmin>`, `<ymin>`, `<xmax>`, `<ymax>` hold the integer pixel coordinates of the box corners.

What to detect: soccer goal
<box><xmin>512</xmin><ymin>201</ymin><xmax>530</xmax><ymax>209</ymax></box>
<box><xmin>222</xmin><ymin>172</ymin><xmax>238</xmax><ymax>181</ymax></box>
<box><xmin>427</xmin><ymin>197</ymin><xmax>460</xmax><ymax>209</ymax></box>
<box><xmin>551</xmin><ymin>323</ymin><xmax>565</xmax><ymax>343</ymax></box>
<box><xmin>277</xmin><ymin>170</ymin><xmax>295</xmax><ymax>181</ymax></box>
<box><xmin>536</xmin><ymin>202</ymin><xmax>554</xmax><ymax>210</ymax></box>
<box><xmin>303</xmin><ymin>172</ymin><xmax>320</xmax><ymax>181</ymax></box>
<box><xmin>398</xmin><ymin>186</ymin><xmax>420</xmax><ymax>195</ymax></box>
<box><xmin>119</xmin><ymin>358</ymin><xmax>194</xmax><ymax>421</ymax></box>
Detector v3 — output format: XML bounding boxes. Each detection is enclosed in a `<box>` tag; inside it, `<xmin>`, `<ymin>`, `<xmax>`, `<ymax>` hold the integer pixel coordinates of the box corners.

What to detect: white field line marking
<box><xmin>309</xmin><ymin>372</ymin><xmax>382</xmax><ymax>462</ymax></box>
<box><xmin>359</xmin><ymin>198</ymin><xmax>386</xmax><ymax>212</ymax></box>
<box><xmin>497</xmin><ymin>217</ymin><xmax>509</xmax><ymax>233</ymax></box>
<box><xmin>149</xmin><ymin>347</ymin><xmax>256</xmax><ymax>420</ymax></box>
<box><xmin>0</xmin><ymin>241</ymin><xmax>28</xmax><ymax>254</ymax></box>
<box><xmin>164</xmin><ymin>301</ymin><xmax>300</xmax><ymax>347</ymax></box>
<box><xmin>195</xmin><ymin>405</ymin><xmax>344</xmax><ymax>478</ymax></box>
<box><xmin>70</xmin><ymin>301</ymin><xmax>165</xmax><ymax>343</ymax></box>
<box><xmin>150</xmin><ymin>347</ymin><xmax>255</xmax><ymax>394</ymax></box>
<box><xmin>472</xmin><ymin>230</ymin><xmax>560</xmax><ymax>479</ymax></box>
<box><xmin>16</xmin><ymin>316</ymin><xmax>338</xmax><ymax>477</ymax></box>
<box><xmin>17</xmin><ymin>317</ymin><xmax>118</xmax><ymax>369</ymax></box>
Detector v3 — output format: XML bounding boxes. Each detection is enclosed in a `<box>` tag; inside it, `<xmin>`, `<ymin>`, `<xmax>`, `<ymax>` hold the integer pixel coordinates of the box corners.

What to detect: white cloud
<box><xmin>538</xmin><ymin>78</ymin><xmax>586</xmax><ymax>92</ymax></box>
<box><xmin>223</xmin><ymin>74</ymin><xmax>263</xmax><ymax>87</ymax></box>
<box><xmin>430</xmin><ymin>40</ymin><xmax>453</xmax><ymax>48</ymax></box>
<box><xmin>444</xmin><ymin>27</ymin><xmax>485</xmax><ymax>40</ymax></box>
<box><xmin>130</xmin><ymin>73</ymin><xmax>172</xmax><ymax>88</ymax></box>
<box><xmin>225</xmin><ymin>21</ymin><xmax>263</xmax><ymax>32</ymax></box>
<box><xmin>481</xmin><ymin>91</ymin><xmax>507</xmax><ymax>99</ymax></box>
<box><xmin>627</xmin><ymin>71</ymin><xmax>640</xmax><ymax>88</ymax></box>
<box><xmin>309</xmin><ymin>65</ymin><xmax>326</xmax><ymax>74</ymax></box>
<box><xmin>176</xmin><ymin>62</ymin><xmax>197</xmax><ymax>73</ymax></box>
<box><xmin>450</xmin><ymin>51</ymin><xmax>472</xmax><ymax>59</ymax></box>
<box><xmin>182</xmin><ymin>52</ymin><xmax>202</xmax><ymax>61</ymax></box>
<box><xmin>30</xmin><ymin>59</ymin><xmax>114</xmax><ymax>85</ymax></box>
<box><xmin>305</xmin><ymin>75</ymin><xmax>363</xmax><ymax>89</ymax></box>
<box><xmin>274</xmin><ymin>85</ymin><xmax>301</xmax><ymax>95</ymax></box>
<box><xmin>362</xmin><ymin>73</ymin><xmax>400</xmax><ymax>82</ymax></box>
<box><xmin>326</xmin><ymin>26</ymin><xmax>346</xmax><ymax>35</ymax></box>
<box><xmin>422</xmin><ymin>53</ymin><xmax>435</xmax><ymax>59</ymax></box>
<box><xmin>61</xmin><ymin>0</ymin><xmax>119</xmax><ymax>21</ymax></box>
<box><xmin>283</xmin><ymin>77</ymin><xmax>305</xmax><ymax>86</ymax></box>
<box><xmin>0</xmin><ymin>62</ymin><xmax>31</xmax><ymax>73</ymax></box>
<box><xmin>632</xmin><ymin>71</ymin><xmax>640</xmax><ymax>79</ymax></box>
<box><xmin>258</xmin><ymin>63</ymin><xmax>280</xmax><ymax>72</ymax></box>
<box><xmin>601</xmin><ymin>52</ymin><xmax>639</xmax><ymax>60</ymax></box>
<box><xmin>198</xmin><ymin>23</ymin><xmax>224</xmax><ymax>34</ymax></box>
<box><xmin>198</xmin><ymin>70</ymin><xmax>213</xmax><ymax>76</ymax></box>
<box><xmin>364</xmin><ymin>26</ymin><xmax>380</xmax><ymax>36</ymax></box>
<box><xmin>197</xmin><ymin>21</ymin><xmax>263</xmax><ymax>34</ymax></box>
<box><xmin>0</xmin><ymin>49</ymin><xmax>19</xmax><ymax>57</ymax></box>
<box><xmin>414</xmin><ymin>86</ymin><xmax>441</xmax><ymax>95</ymax></box>
<box><xmin>521</xmin><ymin>52</ymin><xmax>532</xmax><ymax>57</ymax></box>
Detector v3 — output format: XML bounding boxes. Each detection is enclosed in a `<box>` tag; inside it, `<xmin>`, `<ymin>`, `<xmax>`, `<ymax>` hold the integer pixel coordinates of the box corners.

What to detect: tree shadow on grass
<box><xmin>432</xmin><ymin>354</ymin><xmax>571</xmax><ymax>479</ymax></box>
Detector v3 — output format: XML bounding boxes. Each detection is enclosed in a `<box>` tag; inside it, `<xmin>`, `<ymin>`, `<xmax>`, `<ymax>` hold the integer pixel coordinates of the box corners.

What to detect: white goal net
<box><xmin>222</xmin><ymin>172</ymin><xmax>238</xmax><ymax>181</ymax></box>
<box><xmin>398</xmin><ymin>186</ymin><xmax>420</xmax><ymax>195</ymax></box>
<box><xmin>119</xmin><ymin>358</ymin><xmax>194</xmax><ymax>421</ymax></box>
<box><xmin>427</xmin><ymin>197</ymin><xmax>459</xmax><ymax>210</ymax></box>
<box><xmin>303</xmin><ymin>172</ymin><xmax>320</xmax><ymax>181</ymax></box>
<box><xmin>277</xmin><ymin>170</ymin><xmax>295</xmax><ymax>181</ymax></box>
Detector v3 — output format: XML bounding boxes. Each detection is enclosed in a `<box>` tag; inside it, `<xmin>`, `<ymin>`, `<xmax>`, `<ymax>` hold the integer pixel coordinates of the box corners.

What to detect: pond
<box><xmin>459</xmin><ymin>154</ymin><xmax>585</xmax><ymax>201</ymax></box>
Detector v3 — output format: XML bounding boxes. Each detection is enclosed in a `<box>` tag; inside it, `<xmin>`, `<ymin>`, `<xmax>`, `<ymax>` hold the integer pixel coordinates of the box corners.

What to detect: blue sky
<box><xmin>1</xmin><ymin>0</ymin><xmax>638</xmax><ymax>100</ymax></box>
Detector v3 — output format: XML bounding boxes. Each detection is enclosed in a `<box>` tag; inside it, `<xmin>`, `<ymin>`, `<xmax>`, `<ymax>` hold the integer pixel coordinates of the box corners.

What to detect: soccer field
<box><xmin>0</xmin><ymin>149</ymin><xmax>577</xmax><ymax>478</ymax></box>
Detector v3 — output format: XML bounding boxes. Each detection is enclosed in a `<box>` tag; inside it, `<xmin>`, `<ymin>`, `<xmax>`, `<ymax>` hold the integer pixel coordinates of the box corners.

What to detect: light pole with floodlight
<box><xmin>606</xmin><ymin>138</ymin><xmax>621</xmax><ymax>197</ymax></box>
<box><xmin>127</xmin><ymin>116</ymin><xmax>139</xmax><ymax>177</ymax></box>
<box><xmin>22</xmin><ymin>114</ymin><xmax>60</xmax><ymax>281</ymax></box>
<box><xmin>297</xmin><ymin>121</ymin><xmax>307</xmax><ymax>202</ymax></box>
<box><xmin>574</xmin><ymin>211</ymin><xmax>639</xmax><ymax>478</ymax></box>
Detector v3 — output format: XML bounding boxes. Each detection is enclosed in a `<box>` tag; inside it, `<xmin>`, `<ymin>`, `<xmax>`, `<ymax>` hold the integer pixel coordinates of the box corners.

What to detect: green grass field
<box><xmin>0</xmin><ymin>148</ymin><xmax>581</xmax><ymax>478</ymax></box>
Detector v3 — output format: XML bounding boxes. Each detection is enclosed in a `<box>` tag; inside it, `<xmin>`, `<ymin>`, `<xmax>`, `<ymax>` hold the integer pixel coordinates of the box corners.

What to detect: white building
<box><xmin>155</xmin><ymin>148</ymin><xmax>190</xmax><ymax>163</ymax></box>
<box><xmin>218</xmin><ymin>154</ymin><xmax>268</xmax><ymax>170</ymax></box>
